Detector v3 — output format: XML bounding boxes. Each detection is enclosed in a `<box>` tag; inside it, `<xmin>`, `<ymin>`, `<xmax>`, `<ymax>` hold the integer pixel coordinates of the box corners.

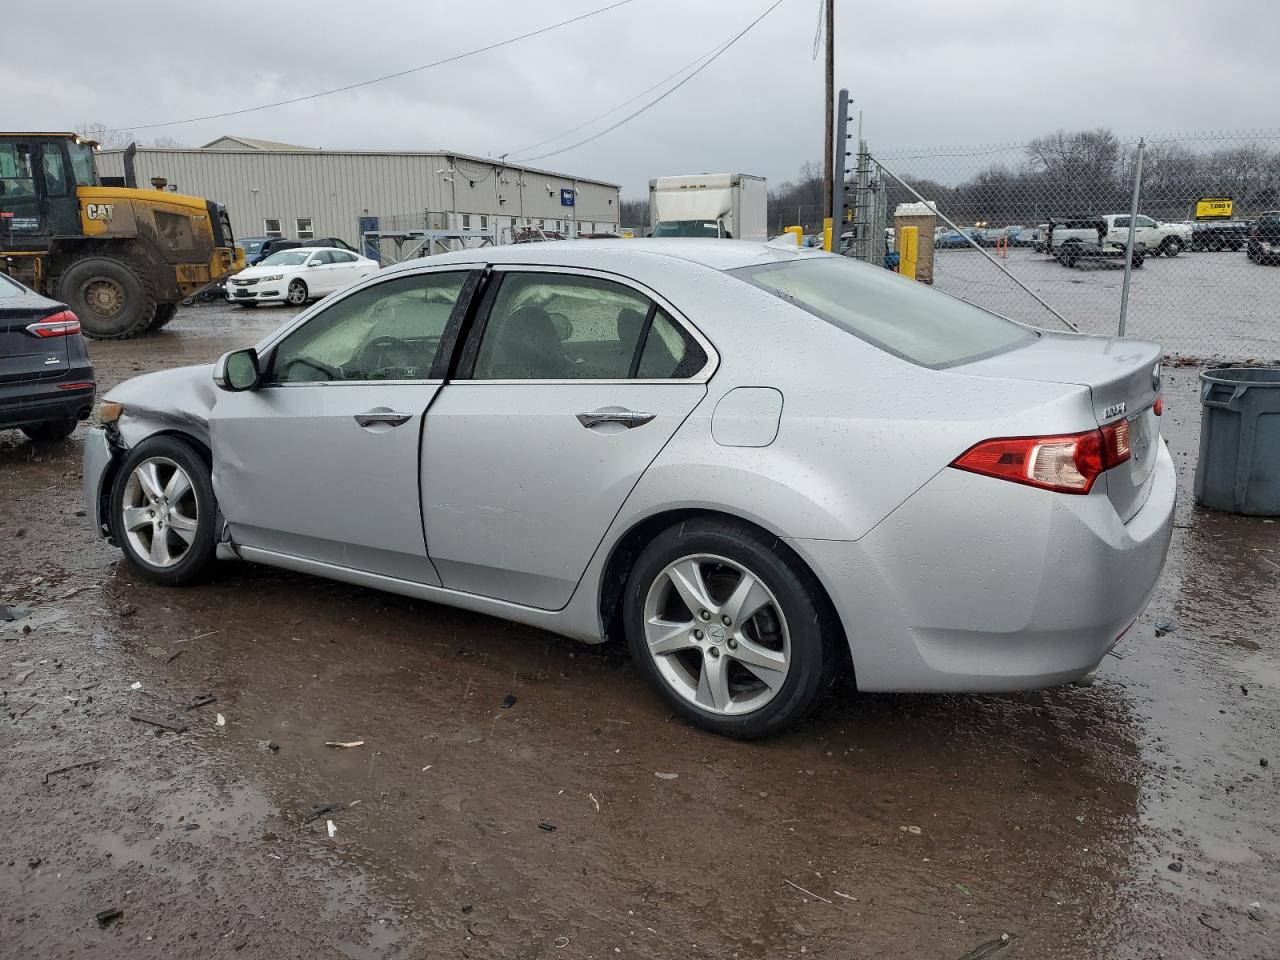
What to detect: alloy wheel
<box><xmin>120</xmin><ymin>456</ymin><xmax>199</xmax><ymax>568</ymax></box>
<box><xmin>642</xmin><ymin>553</ymin><xmax>791</xmax><ymax>716</ymax></box>
<box><xmin>287</xmin><ymin>281</ymin><xmax>307</xmax><ymax>305</ymax></box>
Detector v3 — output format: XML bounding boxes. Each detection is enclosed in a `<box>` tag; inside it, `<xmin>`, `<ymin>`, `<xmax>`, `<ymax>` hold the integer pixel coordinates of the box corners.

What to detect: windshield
<box><xmin>259</xmin><ymin>250</ymin><xmax>312</xmax><ymax>267</ymax></box>
<box><xmin>237</xmin><ymin>239</ymin><xmax>265</xmax><ymax>255</ymax></box>
<box><xmin>732</xmin><ymin>256</ymin><xmax>1037</xmax><ymax>368</ymax></box>
<box><xmin>653</xmin><ymin>220</ymin><xmax>722</xmax><ymax>238</ymax></box>
<box><xmin>0</xmin><ymin>273</ymin><xmax>25</xmax><ymax>297</ymax></box>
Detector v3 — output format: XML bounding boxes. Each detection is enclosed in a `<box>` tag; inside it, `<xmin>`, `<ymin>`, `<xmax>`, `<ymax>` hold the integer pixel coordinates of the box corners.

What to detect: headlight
<box><xmin>96</xmin><ymin>401</ymin><xmax>123</xmax><ymax>425</ymax></box>
<box><xmin>260</xmin><ymin>274</ymin><xmax>284</xmax><ymax>282</ymax></box>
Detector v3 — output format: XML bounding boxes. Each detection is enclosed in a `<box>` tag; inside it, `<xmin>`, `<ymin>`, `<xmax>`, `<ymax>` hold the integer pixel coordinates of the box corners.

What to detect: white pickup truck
<box><xmin>1050</xmin><ymin>214</ymin><xmax>1191</xmax><ymax>258</ymax></box>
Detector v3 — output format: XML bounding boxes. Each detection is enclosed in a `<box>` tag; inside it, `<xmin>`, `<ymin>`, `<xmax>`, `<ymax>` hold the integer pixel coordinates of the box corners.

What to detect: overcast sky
<box><xmin>7</xmin><ymin>0</ymin><xmax>1275</xmax><ymax>196</ymax></box>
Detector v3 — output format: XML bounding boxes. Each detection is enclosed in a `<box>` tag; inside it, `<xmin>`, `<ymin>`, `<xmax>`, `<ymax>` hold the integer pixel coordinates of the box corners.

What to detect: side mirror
<box><xmin>213</xmin><ymin>348</ymin><xmax>261</xmax><ymax>391</ymax></box>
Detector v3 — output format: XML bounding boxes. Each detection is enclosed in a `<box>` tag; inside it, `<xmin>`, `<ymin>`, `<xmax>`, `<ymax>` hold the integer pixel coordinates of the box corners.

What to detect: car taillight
<box><xmin>952</xmin><ymin>422</ymin><xmax>1131</xmax><ymax>495</ymax></box>
<box><xmin>26</xmin><ymin>310</ymin><xmax>81</xmax><ymax>337</ymax></box>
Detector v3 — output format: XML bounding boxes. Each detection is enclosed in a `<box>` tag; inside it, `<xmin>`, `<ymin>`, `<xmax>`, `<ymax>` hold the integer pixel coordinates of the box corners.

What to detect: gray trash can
<box><xmin>1194</xmin><ymin>367</ymin><xmax>1280</xmax><ymax>516</ymax></box>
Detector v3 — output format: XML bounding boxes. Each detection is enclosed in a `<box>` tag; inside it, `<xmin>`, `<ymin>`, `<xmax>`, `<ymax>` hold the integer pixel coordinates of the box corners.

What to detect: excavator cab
<box><xmin>0</xmin><ymin>134</ymin><xmax>94</xmax><ymax>252</ymax></box>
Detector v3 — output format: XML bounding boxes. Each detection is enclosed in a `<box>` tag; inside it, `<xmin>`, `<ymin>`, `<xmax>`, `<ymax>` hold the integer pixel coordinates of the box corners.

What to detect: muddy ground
<box><xmin>1</xmin><ymin>301</ymin><xmax>1276</xmax><ymax>959</ymax></box>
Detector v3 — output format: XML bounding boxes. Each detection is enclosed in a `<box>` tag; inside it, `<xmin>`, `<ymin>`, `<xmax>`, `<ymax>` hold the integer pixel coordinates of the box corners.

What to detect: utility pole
<box><xmin>822</xmin><ymin>0</ymin><xmax>834</xmax><ymax>250</ymax></box>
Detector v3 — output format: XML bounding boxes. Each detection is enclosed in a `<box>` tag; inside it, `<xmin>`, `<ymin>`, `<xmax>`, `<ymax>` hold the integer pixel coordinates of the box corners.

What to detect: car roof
<box><xmin>384</xmin><ymin>238</ymin><xmax>825</xmax><ymax>276</ymax></box>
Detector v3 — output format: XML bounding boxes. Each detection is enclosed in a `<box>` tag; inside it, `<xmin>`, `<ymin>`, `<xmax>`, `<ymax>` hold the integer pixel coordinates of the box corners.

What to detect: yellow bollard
<box><xmin>823</xmin><ymin>217</ymin><xmax>833</xmax><ymax>252</ymax></box>
<box><xmin>900</xmin><ymin>226</ymin><xmax>919</xmax><ymax>280</ymax></box>
<box><xmin>783</xmin><ymin>225</ymin><xmax>804</xmax><ymax>246</ymax></box>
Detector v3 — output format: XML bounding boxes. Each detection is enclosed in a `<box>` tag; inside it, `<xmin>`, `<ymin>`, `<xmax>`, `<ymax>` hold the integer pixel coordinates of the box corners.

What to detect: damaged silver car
<box><xmin>84</xmin><ymin>239</ymin><xmax>1175</xmax><ymax>738</ymax></box>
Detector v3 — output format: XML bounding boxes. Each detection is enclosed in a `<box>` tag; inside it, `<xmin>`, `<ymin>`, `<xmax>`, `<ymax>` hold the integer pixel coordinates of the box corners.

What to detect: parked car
<box><xmin>1032</xmin><ymin>223</ymin><xmax>1050</xmax><ymax>253</ymax></box>
<box><xmin>84</xmin><ymin>239</ymin><xmax>1175</xmax><ymax>738</ymax></box>
<box><xmin>0</xmin><ymin>272</ymin><xmax>94</xmax><ymax>442</ymax></box>
<box><xmin>258</xmin><ymin>236</ymin><xmax>359</xmax><ymax>261</ymax></box>
<box><xmin>1047</xmin><ymin>216</ymin><xmax>1146</xmax><ymax>269</ymax></box>
<box><xmin>1010</xmin><ymin>227</ymin><xmax>1041</xmax><ymax>248</ymax></box>
<box><xmin>225</xmin><ymin>247</ymin><xmax>379</xmax><ymax>307</ymax></box>
<box><xmin>935</xmin><ymin>228</ymin><xmax>983</xmax><ymax>249</ymax></box>
<box><xmin>1247</xmin><ymin>211</ymin><xmax>1280</xmax><ymax>264</ymax></box>
<box><xmin>1191</xmin><ymin>220</ymin><xmax>1252</xmax><ymax>252</ymax></box>
<box><xmin>234</xmin><ymin>236</ymin><xmax>276</xmax><ymax>267</ymax></box>
<box><xmin>1105</xmin><ymin>215</ymin><xmax>1191</xmax><ymax>257</ymax></box>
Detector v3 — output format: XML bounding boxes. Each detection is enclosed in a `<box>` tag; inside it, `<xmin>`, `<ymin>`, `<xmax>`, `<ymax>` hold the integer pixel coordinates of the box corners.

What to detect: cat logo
<box><xmin>85</xmin><ymin>203</ymin><xmax>115</xmax><ymax>221</ymax></box>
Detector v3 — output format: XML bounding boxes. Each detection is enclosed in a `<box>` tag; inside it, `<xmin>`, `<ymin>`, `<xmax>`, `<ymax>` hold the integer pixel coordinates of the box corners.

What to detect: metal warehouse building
<box><xmin>95</xmin><ymin>136</ymin><xmax>621</xmax><ymax>253</ymax></box>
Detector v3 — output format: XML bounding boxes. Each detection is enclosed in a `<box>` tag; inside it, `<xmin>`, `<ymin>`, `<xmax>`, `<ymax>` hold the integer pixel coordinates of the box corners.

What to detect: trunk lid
<box><xmin>957</xmin><ymin>332</ymin><xmax>1163</xmax><ymax>522</ymax></box>
<box><xmin>0</xmin><ymin>304</ymin><xmax>71</xmax><ymax>385</ymax></box>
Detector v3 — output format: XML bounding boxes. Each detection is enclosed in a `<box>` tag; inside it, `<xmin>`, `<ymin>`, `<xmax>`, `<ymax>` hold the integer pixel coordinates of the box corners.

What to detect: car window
<box><xmin>42</xmin><ymin>147</ymin><xmax>69</xmax><ymax>198</ymax></box>
<box><xmin>266</xmin><ymin>271</ymin><xmax>469</xmax><ymax>384</ymax></box>
<box><xmin>309</xmin><ymin>251</ymin><xmax>334</xmax><ymax>265</ymax></box>
<box><xmin>1136</xmin><ymin>216</ymin><xmax>1157</xmax><ymax>228</ymax></box>
<box><xmin>0</xmin><ymin>141</ymin><xmax>35</xmax><ymax>199</ymax></box>
<box><xmin>259</xmin><ymin>250</ymin><xmax>311</xmax><ymax>267</ymax></box>
<box><xmin>472</xmin><ymin>273</ymin><xmax>653</xmax><ymax>380</ymax></box>
<box><xmin>1112</xmin><ymin>216</ymin><xmax>1129</xmax><ymax>229</ymax></box>
<box><xmin>333</xmin><ymin>251</ymin><xmax>358</xmax><ymax>263</ymax></box>
<box><xmin>733</xmin><ymin>256</ymin><xmax>1036</xmax><ymax>368</ymax></box>
<box><xmin>0</xmin><ymin>273</ymin><xmax>25</xmax><ymax>297</ymax></box>
<box><xmin>636</xmin><ymin>310</ymin><xmax>707</xmax><ymax>378</ymax></box>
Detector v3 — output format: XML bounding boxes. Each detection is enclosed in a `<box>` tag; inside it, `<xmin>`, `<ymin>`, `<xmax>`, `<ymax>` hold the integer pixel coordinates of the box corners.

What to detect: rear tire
<box><xmin>21</xmin><ymin>419</ymin><xmax>77</xmax><ymax>442</ymax></box>
<box><xmin>109</xmin><ymin>435</ymin><xmax>217</xmax><ymax>586</ymax></box>
<box><xmin>1162</xmin><ymin>238</ymin><xmax>1183</xmax><ymax>257</ymax></box>
<box><xmin>149</xmin><ymin>302</ymin><xmax>179</xmax><ymax>330</ymax></box>
<box><xmin>623</xmin><ymin>518</ymin><xmax>838</xmax><ymax>739</ymax></box>
<box><xmin>56</xmin><ymin>256</ymin><xmax>156</xmax><ymax>340</ymax></box>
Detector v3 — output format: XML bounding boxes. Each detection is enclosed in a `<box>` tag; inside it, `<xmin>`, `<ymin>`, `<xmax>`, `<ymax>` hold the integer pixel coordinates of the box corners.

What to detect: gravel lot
<box><xmin>0</xmin><ymin>300</ymin><xmax>1277</xmax><ymax>959</ymax></box>
<box><xmin>932</xmin><ymin>247</ymin><xmax>1280</xmax><ymax>361</ymax></box>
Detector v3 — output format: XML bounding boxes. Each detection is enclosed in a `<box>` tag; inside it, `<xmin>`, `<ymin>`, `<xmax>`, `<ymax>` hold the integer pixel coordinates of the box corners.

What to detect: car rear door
<box><xmin>209</xmin><ymin>267</ymin><xmax>481</xmax><ymax>582</ymax></box>
<box><xmin>421</xmin><ymin>265</ymin><xmax>715</xmax><ymax>610</ymax></box>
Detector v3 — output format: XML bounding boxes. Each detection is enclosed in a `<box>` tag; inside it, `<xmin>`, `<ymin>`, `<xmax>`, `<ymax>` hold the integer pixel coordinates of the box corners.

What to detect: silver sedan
<box><xmin>83</xmin><ymin>239</ymin><xmax>1175</xmax><ymax>738</ymax></box>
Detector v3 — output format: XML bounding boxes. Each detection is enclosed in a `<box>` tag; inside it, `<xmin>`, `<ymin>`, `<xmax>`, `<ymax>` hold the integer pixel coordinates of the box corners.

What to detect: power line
<box><xmin>510</xmin><ymin>0</ymin><xmax>785</xmax><ymax>164</ymax></box>
<box><xmin>108</xmin><ymin>0</ymin><xmax>636</xmax><ymax>133</ymax></box>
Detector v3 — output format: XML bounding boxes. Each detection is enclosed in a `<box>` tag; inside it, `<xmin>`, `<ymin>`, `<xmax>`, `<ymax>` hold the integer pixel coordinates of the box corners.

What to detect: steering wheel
<box><xmin>357</xmin><ymin>335</ymin><xmax>415</xmax><ymax>376</ymax></box>
<box><xmin>278</xmin><ymin>355</ymin><xmax>340</xmax><ymax>381</ymax></box>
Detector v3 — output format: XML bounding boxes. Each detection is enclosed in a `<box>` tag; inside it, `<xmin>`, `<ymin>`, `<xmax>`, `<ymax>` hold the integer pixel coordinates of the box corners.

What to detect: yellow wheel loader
<box><xmin>0</xmin><ymin>133</ymin><xmax>243</xmax><ymax>339</ymax></box>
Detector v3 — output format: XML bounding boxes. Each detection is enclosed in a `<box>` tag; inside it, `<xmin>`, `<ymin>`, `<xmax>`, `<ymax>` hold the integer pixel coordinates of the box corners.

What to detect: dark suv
<box><xmin>1247</xmin><ymin>211</ymin><xmax>1280</xmax><ymax>265</ymax></box>
<box><xmin>258</xmin><ymin>237</ymin><xmax>357</xmax><ymax>261</ymax></box>
<box><xmin>0</xmin><ymin>272</ymin><xmax>95</xmax><ymax>441</ymax></box>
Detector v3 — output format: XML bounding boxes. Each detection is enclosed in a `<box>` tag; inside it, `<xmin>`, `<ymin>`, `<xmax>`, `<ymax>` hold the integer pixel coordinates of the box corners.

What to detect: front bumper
<box><xmin>791</xmin><ymin>439</ymin><xmax>1177</xmax><ymax>692</ymax></box>
<box><xmin>226</xmin><ymin>283</ymin><xmax>285</xmax><ymax>303</ymax></box>
<box><xmin>83</xmin><ymin>426</ymin><xmax>116</xmax><ymax>538</ymax></box>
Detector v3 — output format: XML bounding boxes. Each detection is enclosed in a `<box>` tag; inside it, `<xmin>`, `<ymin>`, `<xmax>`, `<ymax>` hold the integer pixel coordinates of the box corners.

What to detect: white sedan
<box><xmin>225</xmin><ymin>247</ymin><xmax>379</xmax><ymax>307</ymax></box>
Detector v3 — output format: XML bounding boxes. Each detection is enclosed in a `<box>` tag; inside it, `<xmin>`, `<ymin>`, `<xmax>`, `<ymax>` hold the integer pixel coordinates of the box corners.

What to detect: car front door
<box><xmin>421</xmin><ymin>266</ymin><xmax>715</xmax><ymax>609</ymax></box>
<box><xmin>209</xmin><ymin>267</ymin><xmax>480</xmax><ymax>582</ymax></box>
<box><xmin>303</xmin><ymin>250</ymin><xmax>342</xmax><ymax>294</ymax></box>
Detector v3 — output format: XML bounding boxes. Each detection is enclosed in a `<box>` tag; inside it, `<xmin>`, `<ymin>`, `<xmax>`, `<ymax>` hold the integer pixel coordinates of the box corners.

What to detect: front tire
<box><xmin>22</xmin><ymin>419</ymin><xmax>77</xmax><ymax>442</ymax></box>
<box><xmin>1162</xmin><ymin>238</ymin><xmax>1183</xmax><ymax>257</ymax></box>
<box><xmin>623</xmin><ymin>518</ymin><xmax>837</xmax><ymax>739</ymax></box>
<box><xmin>57</xmin><ymin>257</ymin><xmax>156</xmax><ymax>339</ymax></box>
<box><xmin>109</xmin><ymin>436</ymin><xmax>217</xmax><ymax>586</ymax></box>
<box><xmin>286</xmin><ymin>279</ymin><xmax>308</xmax><ymax>306</ymax></box>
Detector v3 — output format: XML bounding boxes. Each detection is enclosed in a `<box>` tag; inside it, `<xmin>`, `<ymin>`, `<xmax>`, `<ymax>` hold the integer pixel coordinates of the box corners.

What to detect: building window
<box><xmin>538</xmin><ymin>219</ymin><xmax>545</xmax><ymax>229</ymax></box>
<box><xmin>480</xmin><ymin>215</ymin><xmax>488</xmax><ymax>230</ymax></box>
<box><xmin>461</xmin><ymin>213</ymin><xmax>471</xmax><ymax>230</ymax></box>
<box><xmin>264</xmin><ymin>218</ymin><xmax>283</xmax><ymax>237</ymax></box>
<box><xmin>295</xmin><ymin>217</ymin><xmax>314</xmax><ymax>240</ymax></box>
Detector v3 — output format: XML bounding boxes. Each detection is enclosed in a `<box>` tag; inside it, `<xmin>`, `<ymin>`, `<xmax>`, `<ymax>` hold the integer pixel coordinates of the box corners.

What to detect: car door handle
<box><xmin>576</xmin><ymin>408</ymin><xmax>656</xmax><ymax>429</ymax></box>
<box><xmin>354</xmin><ymin>410</ymin><xmax>412</xmax><ymax>427</ymax></box>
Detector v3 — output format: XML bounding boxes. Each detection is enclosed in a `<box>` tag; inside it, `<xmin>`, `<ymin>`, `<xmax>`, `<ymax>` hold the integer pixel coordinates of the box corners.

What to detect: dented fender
<box><xmin>105</xmin><ymin>363</ymin><xmax>218</xmax><ymax>449</ymax></box>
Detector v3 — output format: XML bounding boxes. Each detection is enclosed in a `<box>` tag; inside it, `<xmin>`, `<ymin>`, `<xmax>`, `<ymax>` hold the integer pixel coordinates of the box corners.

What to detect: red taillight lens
<box><xmin>26</xmin><ymin>309</ymin><xmax>81</xmax><ymax>338</ymax></box>
<box><xmin>952</xmin><ymin>421</ymin><xmax>1132</xmax><ymax>495</ymax></box>
<box><xmin>1153</xmin><ymin>395</ymin><xmax>1163</xmax><ymax>417</ymax></box>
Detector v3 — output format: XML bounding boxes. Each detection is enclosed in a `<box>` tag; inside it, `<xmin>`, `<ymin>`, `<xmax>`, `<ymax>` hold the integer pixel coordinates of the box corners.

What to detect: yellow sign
<box><xmin>1195</xmin><ymin>197</ymin><xmax>1233</xmax><ymax>220</ymax></box>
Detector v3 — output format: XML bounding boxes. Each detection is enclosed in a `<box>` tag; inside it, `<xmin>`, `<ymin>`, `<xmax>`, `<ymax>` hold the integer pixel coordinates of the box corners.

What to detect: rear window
<box><xmin>732</xmin><ymin>256</ymin><xmax>1036</xmax><ymax>368</ymax></box>
<box><xmin>0</xmin><ymin>274</ymin><xmax>24</xmax><ymax>298</ymax></box>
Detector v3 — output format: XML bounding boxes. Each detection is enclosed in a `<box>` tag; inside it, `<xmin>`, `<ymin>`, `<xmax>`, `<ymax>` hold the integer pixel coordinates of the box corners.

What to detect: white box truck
<box><xmin>648</xmin><ymin>174</ymin><xmax>767</xmax><ymax>241</ymax></box>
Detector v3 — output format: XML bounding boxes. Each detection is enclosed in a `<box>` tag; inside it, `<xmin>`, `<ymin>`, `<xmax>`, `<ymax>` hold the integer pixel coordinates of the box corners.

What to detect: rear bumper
<box><xmin>0</xmin><ymin>381</ymin><xmax>95</xmax><ymax>430</ymax></box>
<box><xmin>791</xmin><ymin>439</ymin><xmax>1176</xmax><ymax>692</ymax></box>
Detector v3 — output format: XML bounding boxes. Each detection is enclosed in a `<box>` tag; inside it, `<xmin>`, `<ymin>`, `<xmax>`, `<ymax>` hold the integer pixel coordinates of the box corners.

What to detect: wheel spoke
<box><xmin>168</xmin><ymin>511</ymin><xmax>197</xmax><ymax>545</ymax></box>
<box><xmin>646</xmin><ymin>618</ymin><xmax>697</xmax><ymax>657</ymax></box>
<box><xmin>721</xmin><ymin>572</ymin><xmax>771</xmax><ymax>627</ymax></box>
<box><xmin>122</xmin><ymin>506</ymin><xmax>152</xmax><ymax>532</ymax></box>
<box><xmin>695</xmin><ymin>652</ymin><xmax>731</xmax><ymax>711</ymax></box>
<box><xmin>135</xmin><ymin>462</ymin><xmax>164</xmax><ymax>500</ymax></box>
<box><xmin>149</xmin><ymin>529</ymin><xmax>172</xmax><ymax>566</ymax></box>
<box><xmin>666</xmin><ymin>559</ymin><xmax>717</xmax><ymax>618</ymax></box>
<box><xmin>164</xmin><ymin>467</ymin><xmax>192</xmax><ymax>503</ymax></box>
<box><xmin>728</xmin><ymin>636</ymin><xmax>788</xmax><ymax>690</ymax></box>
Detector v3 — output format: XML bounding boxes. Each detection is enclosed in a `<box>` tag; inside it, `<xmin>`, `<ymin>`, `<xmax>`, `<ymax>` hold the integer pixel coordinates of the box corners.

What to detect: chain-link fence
<box><xmin>859</xmin><ymin>130</ymin><xmax>1280</xmax><ymax>362</ymax></box>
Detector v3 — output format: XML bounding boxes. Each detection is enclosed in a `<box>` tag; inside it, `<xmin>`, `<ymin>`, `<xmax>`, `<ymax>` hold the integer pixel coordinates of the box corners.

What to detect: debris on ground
<box><xmin>462</xmin><ymin>904</ymin><xmax>473</xmax><ymax>914</ymax></box>
<box><xmin>15</xmin><ymin>667</ymin><xmax>34</xmax><ymax>684</ymax></box>
<box><xmin>1199</xmin><ymin>915</ymin><xmax>1223</xmax><ymax>932</ymax></box>
<box><xmin>95</xmin><ymin>907</ymin><xmax>123</xmax><ymax>927</ymax></box>
<box><xmin>326</xmin><ymin>820</ymin><xmax>337</xmax><ymax>839</ymax></box>
<box><xmin>588</xmin><ymin>792</ymin><xmax>600</xmax><ymax>812</ymax></box>
<box><xmin>654</xmin><ymin>772</ymin><xmax>679</xmax><ymax>780</ymax></box>
<box><xmin>259</xmin><ymin>740</ymin><xmax>280</xmax><ymax>753</ymax></box>
<box><xmin>782</xmin><ymin>878</ymin><xmax>832</xmax><ymax>903</ymax></box>
<box><xmin>1154</xmin><ymin>619</ymin><xmax>1177</xmax><ymax>637</ymax></box>
<box><xmin>0</xmin><ymin>604</ymin><xmax>31</xmax><ymax>622</ymax></box>
<box><xmin>538</xmin><ymin>821</ymin><xmax>557</xmax><ymax>832</ymax></box>
<box><xmin>303</xmin><ymin>803</ymin><xmax>344</xmax><ymax>824</ymax></box>
<box><xmin>956</xmin><ymin>934</ymin><xmax>1011</xmax><ymax>960</ymax></box>
<box><xmin>1168</xmin><ymin>861</ymin><xmax>1184</xmax><ymax>873</ymax></box>
<box><xmin>129</xmin><ymin>681</ymin><xmax>142</xmax><ymax>691</ymax></box>
<box><xmin>185</xmin><ymin>695</ymin><xmax>216</xmax><ymax>710</ymax></box>
<box><xmin>324</xmin><ymin>740</ymin><xmax>364</xmax><ymax>748</ymax></box>
<box><xmin>501</xmin><ymin>694</ymin><xmax>518</xmax><ymax>709</ymax></box>
<box><xmin>900</xmin><ymin>825</ymin><xmax>923</xmax><ymax>835</ymax></box>
<box><xmin>1261</xmin><ymin>758</ymin><xmax>1269</xmax><ymax>768</ymax></box>
<box><xmin>215</xmin><ymin>713</ymin><xmax>226</xmax><ymax>727</ymax></box>
<box><xmin>166</xmin><ymin>649</ymin><xmax>185</xmax><ymax>664</ymax></box>
<box><xmin>42</xmin><ymin>759</ymin><xmax>103</xmax><ymax>785</ymax></box>
<box><xmin>128</xmin><ymin>713</ymin><xmax>189</xmax><ymax>734</ymax></box>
